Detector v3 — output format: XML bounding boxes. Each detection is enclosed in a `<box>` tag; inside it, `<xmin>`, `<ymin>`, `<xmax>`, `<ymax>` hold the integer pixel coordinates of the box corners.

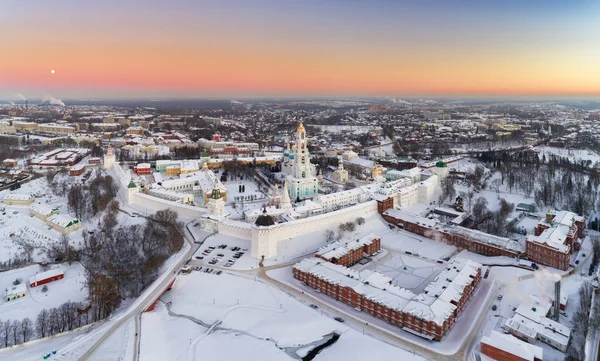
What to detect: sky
<box><xmin>1</xmin><ymin>0</ymin><xmax>600</xmax><ymax>99</ymax></box>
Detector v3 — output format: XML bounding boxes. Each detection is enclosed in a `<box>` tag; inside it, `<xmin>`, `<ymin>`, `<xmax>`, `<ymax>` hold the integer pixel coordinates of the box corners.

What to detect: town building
<box><xmin>526</xmin><ymin>210</ymin><xmax>585</xmax><ymax>270</ymax></box>
<box><xmin>285</xmin><ymin>122</ymin><xmax>319</xmax><ymax>201</ymax></box>
<box><xmin>0</xmin><ymin>121</ymin><xmax>17</xmax><ymax>134</ymax></box>
<box><xmin>315</xmin><ymin>234</ymin><xmax>381</xmax><ymax>266</ymax></box>
<box><xmin>504</xmin><ymin>299</ymin><xmax>571</xmax><ymax>352</ymax></box>
<box><xmin>293</xmin><ymin>257</ymin><xmax>481</xmax><ymax>341</ymax></box>
<box><xmin>380</xmin><ymin>209</ymin><xmax>523</xmax><ymax>259</ymax></box>
<box><xmin>28</xmin><ymin>148</ymin><xmax>90</xmax><ymax>167</ymax></box>
<box><xmin>5</xmin><ymin>284</ymin><xmax>27</xmax><ymax>302</ymax></box>
<box><xmin>3</xmin><ymin>193</ymin><xmax>35</xmax><ymax>206</ymax></box>
<box><xmin>47</xmin><ymin>214</ymin><xmax>82</xmax><ymax>234</ymax></box>
<box><xmin>12</xmin><ymin>121</ymin><xmax>38</xmax><ymax>132</ymax></box>
<box><xmin>134</xmin><ymin>163</ymin><xmax>152</xmax><ymax>175</ymax></box>
<box><xmin>126</xmin><ymin>126</ymin><xmax>145</xmax><ymax>135</ymax></box>
<box><xmin>69</xmin><ymin>164</ymin><xmax>86</xmax><ymax>176</ymax></box>
<box><xmin>37</xmin><ymin>123</ymin><xmax>76</xmax><ymax>135</ymax></box>
<box><xmin>2</xmin><ymin>159</ymin><xmax>18</xmax><ymax>168</ymax></box>
<box><xmin>197</xmin><ymin>138</ymin><xmax>259</xmax><ymax>156</ymax></box>
<box><xmin>29</xmin><ymin>267</ymin><xmax>64</xmax><ymax>287</ymax></box>
<box><xmin>481</xmin><ymin>330</ymin><xmax>543</xmax><ymax>361</ymax></box>
<box><xmin>29</xmin><ymin>204</ymin><xmax>59</xmax><ymax>221</ymax></box>
<box><xmin>155</xmin><ymin>162</ymin><xmax>227</xmax><ymax>204</ymax></box>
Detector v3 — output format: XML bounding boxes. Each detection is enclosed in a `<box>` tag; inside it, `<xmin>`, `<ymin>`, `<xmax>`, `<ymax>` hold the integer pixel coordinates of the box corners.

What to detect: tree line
<box><xmin>0</xmin><ymin>301</ymin><xmax>90</xmax><ymax>349</ymax></box>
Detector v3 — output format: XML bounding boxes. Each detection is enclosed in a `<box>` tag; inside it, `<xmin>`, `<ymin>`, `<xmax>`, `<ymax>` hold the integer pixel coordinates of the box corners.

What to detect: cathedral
<box><xmin>285</xmin><ymin>122</ymin><xmax>318</xmax><ymax>201</ymax></box>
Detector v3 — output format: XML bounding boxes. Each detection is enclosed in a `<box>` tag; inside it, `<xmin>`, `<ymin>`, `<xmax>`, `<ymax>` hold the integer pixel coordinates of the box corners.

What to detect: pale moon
<box><xmin>51</xmin><ymin>70</ymin><xmax>55</xmax><ymax>74</ymax></box>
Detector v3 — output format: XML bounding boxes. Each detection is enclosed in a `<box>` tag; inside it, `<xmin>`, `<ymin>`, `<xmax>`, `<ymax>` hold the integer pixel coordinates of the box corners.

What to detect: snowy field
<box><xmin>537</xmin><ymin>146</ymin><xmax>600</xmax><ymax>165</ymax></box>
<box><xmin>223</xmin><ymin>180</ymin><xmax>266</xmax><ymax>205</ymax></box>
<box><xmin>0</xmin><ymin>176</ymin><xmax>87</xmax><ymax>264</ymax></box>
<box><xmin>0</xmin><ymin>262</ymin><xmax>88</xmax><ymax>322</ymax></box>
<box><xmin>141</xmin><ymin>271</ymin><xmax>426</xmax><ymax>361</ymax></box>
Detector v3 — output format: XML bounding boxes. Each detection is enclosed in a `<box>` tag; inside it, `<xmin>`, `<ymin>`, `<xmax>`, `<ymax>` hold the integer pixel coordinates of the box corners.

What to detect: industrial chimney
<box><xmin>554</xmin><ymin>280</ymin><xmax>561</xmax><ymax>321</ymax></box>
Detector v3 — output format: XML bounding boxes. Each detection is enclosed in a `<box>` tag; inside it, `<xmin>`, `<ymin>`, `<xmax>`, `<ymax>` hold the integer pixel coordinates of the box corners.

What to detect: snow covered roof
<box><xmin>482</xmin><ymin>330</ymin><xmax>543</xmax><ymax>361</ymax></box>
<box><xmin>316</xmin><ymin>234</ymin><xmax>380</xmax><ymax>260</ymax></box>
<box><xmin>47</xmin><ymin>214</ymin><xmax>81</xmax><ymax>228</ymax></box>
<box><xmin>29</xmin><ymin>267</ymin><xmax>64</xmax><ymax>285</ymax></box>
<box><xmin>507</xmin><ymin>313</ymin><xmax>570</xmax><ymax>348</ymax></box>
<box><xmin>5</xmin><ymin>283</ymin><xmax>26</xmax><ymax>297</ymax></box>
<box><xmin>4</xmin><ymin>193</ymin><xmax>34</xmax><ymax>201</ymax></box>
<box><xmin>402</xmin><ymin>294</ymin><xmax>456</xmax><ymax>327</ymax></box>
<box><xmin>424</xmin><ymin>259</ymin><xmax>481</xmax><ymax>304</ymax></box>
<box><xmin>515</xmin><ymin>300</ymin><xmax>552</xmax><ymax>324</ymax></box>
<box><xmin>29</xmin><ymin>204</ymin><xmax>59</xmax><ymax>216</ymax></box>
<box><xmin>294</xmin><ymin>257</ymin><xmax>481</xmax><ymax>325</ymax></box>
<box><xmin>384</xmin><ymin>209</ymin><xmax>524</xmax><ymax>253</ymax></box>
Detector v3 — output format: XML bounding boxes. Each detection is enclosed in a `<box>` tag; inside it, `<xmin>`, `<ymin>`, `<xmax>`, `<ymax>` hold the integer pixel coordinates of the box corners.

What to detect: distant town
<box><xmin>1</xmin><ymin>97</ymin><xmax>600</xmax><ymax>361</ymax></box>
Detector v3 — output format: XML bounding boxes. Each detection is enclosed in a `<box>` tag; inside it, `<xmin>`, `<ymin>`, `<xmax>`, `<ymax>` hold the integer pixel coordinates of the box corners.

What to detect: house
<box><xmin>46</xmin><ymin>214</ymin><xmax>82</xmax><ymax>234</ymax></box>
<box><xmin>3</xmin><ymin>193</ymin><xmax>35</xmax><ymax>206</ymax></box>
<box><xmin>69</xmin><ymin>164</ymin><xmax>86</xmax><ymax>176</ymax></box>
<box><xmin>134</xmin><ymin>163</ymin><xmax>152</xmax><ymax>175</ymax></box>
<box><xmin>29</xmin><ymin>267</ymin><xmax>64</xmax><ymax>287</ymax></box>
<box><xmin>29</xmin><ymin>204</ymin><xmax>60</xmax><ymax>221</ymax></box>
<box><xmin>5</xmin><ymin>284</ymin><xmax>27</xmax><ymax>302</ymax></box>
<box><xmin>481</xmin><ymin>330</ymin><xmax>543</xmax><ymax>361</ymax></box>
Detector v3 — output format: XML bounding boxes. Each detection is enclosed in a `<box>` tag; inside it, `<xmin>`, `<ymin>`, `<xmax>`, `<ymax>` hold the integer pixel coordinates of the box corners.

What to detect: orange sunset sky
<box><xmin>1</xmin><ymin>0</ymin><xmax>600</xmax><ymax>99</ymax></box>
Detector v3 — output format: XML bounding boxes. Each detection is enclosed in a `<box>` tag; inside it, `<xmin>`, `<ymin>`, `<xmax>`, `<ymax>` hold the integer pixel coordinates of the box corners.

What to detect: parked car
<box><xmin>492</xmin><ymin>305</ymin><xmax>497</xmax><ymax>311</ymax></box>
<box><xmin>334</xmin><ymin>317</ymin><xmax>345</xmax><ymax>323</ymax></box>
<box><xmin>309</xmin><ymin>304</ymin><xmax>318</xmax><ymax>309</ymax></box>
<box><xmin>497</xmin><ymin>295</ymin><xmax>503</xmax><ymax>301</ymax></box>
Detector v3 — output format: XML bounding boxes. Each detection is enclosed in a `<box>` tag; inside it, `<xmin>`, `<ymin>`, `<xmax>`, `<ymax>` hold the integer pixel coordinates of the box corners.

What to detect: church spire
<box><xmin>280</xmin><ymin>183</ymin><xmax>291</xmax><ymax>210</ymax></box>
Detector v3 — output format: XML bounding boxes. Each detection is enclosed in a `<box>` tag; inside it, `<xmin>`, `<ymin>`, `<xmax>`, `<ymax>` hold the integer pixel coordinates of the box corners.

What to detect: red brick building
<box><xmin>293</xmin><ymin>257</ymin><xmax>481</xmax><ymax>341</ymax></box>
<box><xmin>381</xmin><ymin>208</ymin><xmax>522</xmax><ymax>259</ymax></box>
<box><xmin>526</xmin><ymin>210</ymin><xmax>584</xmax><ymax>271</ymax></box>
<box><xmin>481</xmin><ymin>330</ymin><xmax>543</xmax><ymax>361</ymax></box>
<box><xmin>315</xmin><ymin>234</ymin><xmax>381</xmax><ymax>267</ymax></box>
<box><xmin>134</xmin><ymin>163</ymin><xmax>152</xmax><ymax>175</ymax></box>
<box><xmin>69</xmin><ymin>165</ymin><xmax>86</xmax><ymax>176</ymax></box>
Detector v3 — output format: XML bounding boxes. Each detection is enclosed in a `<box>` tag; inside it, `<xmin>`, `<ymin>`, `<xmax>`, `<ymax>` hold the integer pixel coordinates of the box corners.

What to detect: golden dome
<box><xmin>297</xmin><ymin>122</ymin><xmax>305</xmax><ymax>132</ymax></box>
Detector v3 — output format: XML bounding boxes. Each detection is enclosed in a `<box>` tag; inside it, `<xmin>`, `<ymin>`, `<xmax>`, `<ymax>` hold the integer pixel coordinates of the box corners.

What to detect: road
<box><xmin>188</xmin><ymin>246</ymin><xmax>495</xmax><ymax>361</ymax></box>
<box><xmin>75</xmin><ymin>222</ymin><xmax>198</xmax><ymax>361</ymax></box>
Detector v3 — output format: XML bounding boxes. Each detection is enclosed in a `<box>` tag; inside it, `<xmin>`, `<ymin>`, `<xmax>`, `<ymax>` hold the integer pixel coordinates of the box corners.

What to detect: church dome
<box><xmin>255</xmin><ymin>208</ymin><xmax>275</xmax><ymax>227</ymax></box>
<box><xmin>297</xmin><ymin>122</ymin><xmax>305</xmax><ymax>132</ymax></box>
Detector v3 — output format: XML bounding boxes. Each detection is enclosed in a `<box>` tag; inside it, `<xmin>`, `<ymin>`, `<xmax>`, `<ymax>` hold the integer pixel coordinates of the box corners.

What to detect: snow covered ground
<box><xmin>0</xmin><ymin>176</ymin><xmax>87</xmax><ymax>264</ymax></box>
<box><xmin>0</xmin><ymin>262</ymin><xmax>88</xmax><ymax>322</ymax></box>
<box><xmin>537</xmin><ymin>146</ymin><xmax>600</xmax><ymax>165</ymax></box>
<box><xmin>140</xmin><ymin>271</ymin><xmax>426</xmax><ymax>361</ymax></box>
<box><xmin>366</xmin><ymin>252</ymin><xmax>444</xmax><ymax>294</ymax></box>
<box><xmin>268</xmin><ymin>264</ymin><xmax>496</xmax><ymax>356</ymax></box>
<box><xmin>192</xmin><ymin>215</ymin><xmax>459</xmax><ymax>272</ymax></box>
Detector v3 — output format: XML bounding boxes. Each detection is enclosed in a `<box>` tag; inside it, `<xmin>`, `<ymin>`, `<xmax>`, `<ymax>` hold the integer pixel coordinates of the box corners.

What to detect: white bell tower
<box><xmin>104</xmin><ymin>147</ymin><xmax>116</xmax><ymax>170</ymax></box>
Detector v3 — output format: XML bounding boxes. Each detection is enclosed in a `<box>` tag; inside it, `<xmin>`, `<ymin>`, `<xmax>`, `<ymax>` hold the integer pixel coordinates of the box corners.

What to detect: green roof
<box><xmin>435</xmin><ymin>160</ymin><xmax>447</xmax><ymax>168</ymax></box>
<box><xmin>127</xmin><ymin>180</ymin><xmax>137</xmax><ymax>188</ymax></box>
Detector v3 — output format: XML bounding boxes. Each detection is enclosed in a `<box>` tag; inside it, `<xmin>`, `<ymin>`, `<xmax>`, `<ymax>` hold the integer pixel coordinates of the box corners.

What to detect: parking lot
<box><xmin>193</xmin><ymin>243</ymin><xmax>248</xmax><ymax>268</ymax></box>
